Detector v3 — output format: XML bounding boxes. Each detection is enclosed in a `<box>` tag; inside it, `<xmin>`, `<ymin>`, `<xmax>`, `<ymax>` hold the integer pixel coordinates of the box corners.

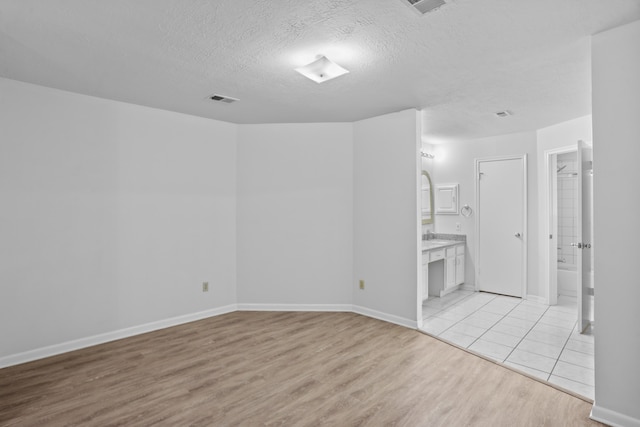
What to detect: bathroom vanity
<box><xmin>422</xmin><ymin>238</ymin><xmax>465</xmax><ymax>300</ymax></box>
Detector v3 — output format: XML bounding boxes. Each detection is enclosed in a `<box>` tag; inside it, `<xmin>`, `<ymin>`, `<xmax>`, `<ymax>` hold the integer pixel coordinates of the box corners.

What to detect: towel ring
<box><xmin>461</xmin><ymin>204</ymin><xmax>473</xmax><ymax>217</ymax></box>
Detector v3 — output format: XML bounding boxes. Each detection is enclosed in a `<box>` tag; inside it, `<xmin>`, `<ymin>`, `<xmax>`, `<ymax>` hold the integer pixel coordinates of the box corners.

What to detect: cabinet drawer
<box><xmin>430</xmin><ymin>249</ymin><xmax>445</xmax><ymax>262</ymax></box>
<box><xmin>445</xmin><ymin>247</ymin><xmax>456</xmax><ymax>258</ymax></box>
<box><xmin>456</xmin><ymin>244</ymin><xmax>465</xmax><ymax>255</ymax></box>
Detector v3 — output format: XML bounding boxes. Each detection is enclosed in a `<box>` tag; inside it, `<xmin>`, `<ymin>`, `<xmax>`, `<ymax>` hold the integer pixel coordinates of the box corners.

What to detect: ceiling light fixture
<box><xmin>294</xmin><ymin>55</ymin><xmax>349</xmax><ymax>84</ymax></box>
<box><xmin>402</xmin><ymin>0</ymin><xmax>447</xmax><ymax>15</ymax></box>
<box><xmin>495</xmin><ymin>110</ymin><xmax>512</xmax><ymax>118</ymax></box>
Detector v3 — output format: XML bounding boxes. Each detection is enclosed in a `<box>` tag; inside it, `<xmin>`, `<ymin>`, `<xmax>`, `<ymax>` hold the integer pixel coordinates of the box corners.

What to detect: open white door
<box><xmin>576</xmin><ymin>140</ymin><xmax>594</xmax><ymax>333</ymax></box>
<box><xmin>548</xmin><ymin>154</ymin><xmax>559</xmax><ymax>306</ymax></box>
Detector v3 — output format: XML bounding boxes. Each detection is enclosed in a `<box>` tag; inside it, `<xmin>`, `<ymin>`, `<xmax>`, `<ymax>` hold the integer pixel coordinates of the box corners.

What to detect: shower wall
<box><xmin>557</xmin><ymin>152</ymin><xmax>578</xmax><ymax>269</ymax></box>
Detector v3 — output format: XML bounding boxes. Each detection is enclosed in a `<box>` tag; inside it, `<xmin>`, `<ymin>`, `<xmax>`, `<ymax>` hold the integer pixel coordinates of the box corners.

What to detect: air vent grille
<box><xmin>402</xmin><ymin>0</ymin><xmax>446</xmax><ymax>15</ymax></box>
<box><xmin>495</xmin><ymin>110</ymin><xmax>513</xmax><ymax>118</ymax></box>
<box><xmin>209</xmin><ymin>94</ymin><xmax>239</xmax><ymax>104</ymax></box>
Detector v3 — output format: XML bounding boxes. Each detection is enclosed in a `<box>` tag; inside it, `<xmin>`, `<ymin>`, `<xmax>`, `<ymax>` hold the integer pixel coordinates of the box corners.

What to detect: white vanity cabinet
<box><xmin>445</xmin><ymin>245</ymin><xmax>466</xmax><ymax>290</ymax></box>
<box><xmin>455</xmin><ymin>245</ymin><xmax>465</xmax><ymax>286</ymax></box>
<box><xmin>423</xmin><ymin>241</ymin><xmax>465</xmax><ymax>299</ymax></box>
<box><xmin>445</xmin><ymin>247</ymin><xmax>456</xmax><ymax>289</ymax></box>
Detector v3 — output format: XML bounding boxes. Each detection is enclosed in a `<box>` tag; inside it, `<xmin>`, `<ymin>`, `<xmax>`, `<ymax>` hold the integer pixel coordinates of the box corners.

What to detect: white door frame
<box><xmin>475</xmin><ymin>154</ymin><xmax>528</xmax><ymax>298</ymax></box>
<box><xmin>543</xmin><ymin>145</ymin><xmax>576</xmax><ymax>305</ymax></box>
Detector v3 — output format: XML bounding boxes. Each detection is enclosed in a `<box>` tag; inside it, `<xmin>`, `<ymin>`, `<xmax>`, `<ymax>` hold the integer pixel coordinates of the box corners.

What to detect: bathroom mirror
<box><xmin>421</xmin><ymin>170</ymin><xmax>434</xmax><ymax>224</ymax></box>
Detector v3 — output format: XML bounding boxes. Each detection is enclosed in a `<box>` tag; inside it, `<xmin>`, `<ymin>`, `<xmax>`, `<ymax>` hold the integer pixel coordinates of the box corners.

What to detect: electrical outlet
<box><xmin>202</xmin><ymin>282</ymin><xmax>209</xmax><ymax>292</ymax></box>
<box><xmin>359</xmin><ymin>280</ymin><xmax>365</xmax><ymax>290</ymax></box>
<box><xmin>456</xmin><ymin>222</ymin><xmax>461</xmax><ymax>231</ymax></box>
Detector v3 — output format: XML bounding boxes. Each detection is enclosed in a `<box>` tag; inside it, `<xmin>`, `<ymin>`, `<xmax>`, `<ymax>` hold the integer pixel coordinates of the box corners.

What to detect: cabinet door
<box><xmin>435</xmin><ymin>184</ymin><xmax>459</xmax><ymax>214</ymax></box>
<box><xmin>445</xmin><ymin>256</ymin><xmax>456</xmax><ymax>289</ymax></box>
<box><xmin>455</xmin><ymin>254</ymin><xmax>465</xmax><ymax>285</ymax></box>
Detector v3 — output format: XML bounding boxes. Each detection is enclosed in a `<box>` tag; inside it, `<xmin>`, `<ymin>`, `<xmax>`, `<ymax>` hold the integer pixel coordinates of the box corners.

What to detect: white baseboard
<box><xmin>0</xmin><ymin>304</ymin><xmax>237</xmax><ymax>369</ymax></box>
<box><xmin>1</xmin><ymin>303</ymin><xmax>417</xmax><ymax>369</ymax></box>
<box><xmin>591</xmin><ymin>403</ymin><xmax>640</xmax><ymax>427</ymax></box>
<box><xmin>352</xmin><ymin>305</ymin><xmax>417</xmax><ymax>329</ymax></box>
<box><xmin>526</xmin><ymin>294</ymin><xmax>547</xmax><ymax>304</ymax></box>
<box><xmin>559</xmin><ymin>289</ymin><xmax>577</xmax><ymax>297</ymax></box>
<box><xmin>460</xmin><ymin>284</ymin><xmax>476</xmax><ymax>292</ymax></box>
<box><xmin>236</xmin><ymin>303</ymin><xmax>352</xmax><ymax>312</ymax></box>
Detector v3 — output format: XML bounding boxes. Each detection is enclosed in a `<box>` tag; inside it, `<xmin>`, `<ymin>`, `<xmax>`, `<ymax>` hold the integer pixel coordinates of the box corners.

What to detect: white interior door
<box><xmin>576</xmin><ymin>140</ymin><xmax>594</xmax><ymax>332</ymax></box>
<box><xmin>477</xmin><ymin>157</ymin><xmax>526</xmax><ymax>297</ymax></box>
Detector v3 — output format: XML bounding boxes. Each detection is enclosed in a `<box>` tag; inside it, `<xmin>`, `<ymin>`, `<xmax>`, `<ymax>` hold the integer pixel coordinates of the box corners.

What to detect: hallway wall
<box><xmin>591</xmin><ymin>18</ymin><xmax>640</xmax><ymax>426</ymax></box>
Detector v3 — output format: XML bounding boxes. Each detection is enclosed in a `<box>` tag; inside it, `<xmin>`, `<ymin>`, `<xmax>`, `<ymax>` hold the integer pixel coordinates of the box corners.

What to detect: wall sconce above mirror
<box><xmin>421</xmin><ymin>170</ymin><xmax>434</xmax><ymax>224</ymax></box>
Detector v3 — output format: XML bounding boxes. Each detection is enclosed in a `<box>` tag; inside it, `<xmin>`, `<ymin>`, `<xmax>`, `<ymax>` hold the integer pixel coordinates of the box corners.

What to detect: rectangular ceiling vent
<box><xmin>209</xmin><ymin>94</ymin><xmax>239</xmax><ymax>104</ymax></box>
<box><xmin>402</xmin><ymin>0</ymin><xmax>447</xmax><ymax>15</ymax></box>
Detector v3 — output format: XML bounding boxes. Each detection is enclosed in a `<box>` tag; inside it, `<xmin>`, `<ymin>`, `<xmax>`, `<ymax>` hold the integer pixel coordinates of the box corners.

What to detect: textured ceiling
<box><xmin>1</xmin><ymin>0</ymin><xmax>639</xmax><ymax>141</ymax></box>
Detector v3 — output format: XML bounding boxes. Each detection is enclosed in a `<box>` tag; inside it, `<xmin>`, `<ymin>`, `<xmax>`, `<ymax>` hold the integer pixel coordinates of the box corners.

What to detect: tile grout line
<box><xmin>446</xmin><ymin>294</ymin><xmax>528</xmax><ymax>352</ymax></box>
<box><xmin>422</xmin><ymin>291</ymin><xmax>494</xmax><ymax>333</ymax></box>
<box><xmin>436</xmin><ymin>293</ymin><xmax>499</xmax><ymax>337</ymax></box>
<box><xmin>490</xmin><ymin>300</ymin><xmax>549</xmax><ymax>367</ymax></box>
<box><xmin>547</xmin><ymin>320</ymin><xmax>595</xmax><ymax>388</ymax></box>
<box><xmin>421</xmin><ymin>291</ymin><xmax>476</xmax><ymax>321</ymax></box>
<box><xmin>424</xmin><ymin>291</ymin><xmax>593</xmax><ymax>398</ymax></box>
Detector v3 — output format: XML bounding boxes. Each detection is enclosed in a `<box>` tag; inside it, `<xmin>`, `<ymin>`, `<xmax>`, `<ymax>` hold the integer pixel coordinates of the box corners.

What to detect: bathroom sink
<box><xmin>422</xmin><ymin>240</ymin><xmax>447</xmax><ymax>249</ymax></box>
<box><xmin>422</xmin><ymin>239</ymin><xmax>458</xmax><ymax>250</ymax></box>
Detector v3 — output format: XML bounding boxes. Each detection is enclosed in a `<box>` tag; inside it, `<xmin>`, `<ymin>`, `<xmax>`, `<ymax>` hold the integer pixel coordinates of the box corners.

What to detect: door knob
<box><xmin>514</xmin><ymin>233</ymin><xmax>521</xmax><ymax>238</ymax></box>
<box><xmin>571</xmin><ymin>242</ymin><xmax>583</xmax><ymax>249</ymax></box>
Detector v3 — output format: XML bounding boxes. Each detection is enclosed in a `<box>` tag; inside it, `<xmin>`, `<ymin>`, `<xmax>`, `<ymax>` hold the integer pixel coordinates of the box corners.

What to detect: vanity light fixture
<box><xmin>295</xmin><ymin>55</ymin><xmax>349</xmax><ymax>83</ymax></box>
<box><xmin>421</xmin><ymin>151</ymin><xmax>435</xmax><ymax>159</ymax></box>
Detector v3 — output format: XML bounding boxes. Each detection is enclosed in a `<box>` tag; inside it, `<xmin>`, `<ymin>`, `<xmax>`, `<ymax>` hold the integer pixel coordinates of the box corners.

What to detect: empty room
<box><xmin>1</xmin><ymin>1</ymin><xmax>639</xmax><ymax>426</ymax></box>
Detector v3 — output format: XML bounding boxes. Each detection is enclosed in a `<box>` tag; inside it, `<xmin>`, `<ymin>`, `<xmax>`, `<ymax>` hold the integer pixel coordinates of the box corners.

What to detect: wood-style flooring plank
<box><xmin>0</xmin><ymin>311</ymin><xmax>602</xmax><ymax>426</ymax></box>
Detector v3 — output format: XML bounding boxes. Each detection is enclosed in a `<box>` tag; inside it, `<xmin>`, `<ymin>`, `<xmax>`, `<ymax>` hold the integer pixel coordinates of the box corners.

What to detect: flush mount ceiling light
<box><xmin>294</xmin><ymin>55</ymin><xmax>349</xmax><ymax>84</ymax></box>
<box><xmin>401</xmin><ymin>0</ymin><xmax>447</xmax><ymax>15</ymax></box>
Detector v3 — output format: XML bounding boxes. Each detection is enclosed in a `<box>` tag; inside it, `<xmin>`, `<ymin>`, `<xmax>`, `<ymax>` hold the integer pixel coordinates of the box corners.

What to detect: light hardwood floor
<box><xmin>0</xmin><ymin>311</ymin><xmax>602</xmax><ymax>426</ymax></box>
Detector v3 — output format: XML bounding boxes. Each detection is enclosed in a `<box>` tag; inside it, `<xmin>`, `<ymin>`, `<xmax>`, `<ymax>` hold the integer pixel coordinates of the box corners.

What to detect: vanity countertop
<box><xmin>421</xmin><ymin>239</ymin><xmax>464</xmax><ymax>251</ymax></box>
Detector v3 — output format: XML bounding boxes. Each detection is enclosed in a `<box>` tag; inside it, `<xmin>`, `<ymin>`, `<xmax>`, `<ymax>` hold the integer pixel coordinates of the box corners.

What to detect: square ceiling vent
<box><xmin>401</xmin><ymin>0</ymin><xmax>447</xmax><ymax>15</ymax></box>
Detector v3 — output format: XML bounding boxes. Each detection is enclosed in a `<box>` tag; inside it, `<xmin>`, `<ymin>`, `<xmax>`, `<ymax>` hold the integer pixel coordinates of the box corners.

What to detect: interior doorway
<box><xmin>544</xmin><ymin>143</ymin><xmax>594</xmax><ymax>332</ymax></box>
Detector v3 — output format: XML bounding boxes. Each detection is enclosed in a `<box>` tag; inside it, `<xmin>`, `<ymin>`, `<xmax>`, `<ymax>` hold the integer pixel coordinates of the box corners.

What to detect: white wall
<box><xmin>432</xmin><ymin>131</ymin><xmax>539</xmax><ymax>296</ymax></box>
<box><xmin>236</xmin><ymin>123</ymin><xmax>353</xmax><ymax>306</ymax></box>
<box><xmin>353</xmin><ymin>109</ymin><xmax>421</xmax><ymax>325</ymax></box>
<box><xmin>591</xmin><ymin>19</ymin><xmax>640</xmax><ymax>426</ymax></box>
<box><xmin>536</xmin><ymin>115</ymin><xmax>592</xmax><ymax>154</ymax></box>
<box><xmin>536</xmin><ymin>115</ymin><xmax>592</xmax><ymax>302</ymax></box>
<box><xmin>0</xmin><ymin>78</ymin><xmax>238</xmax><ymax>362</ymax></box>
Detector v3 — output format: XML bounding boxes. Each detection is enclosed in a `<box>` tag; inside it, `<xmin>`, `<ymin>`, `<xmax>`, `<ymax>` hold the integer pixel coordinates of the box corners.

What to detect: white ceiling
<box><xmin>1</xmin><ymin>0</ymin><xmax>639</xmax><ymax>141</ymax></box>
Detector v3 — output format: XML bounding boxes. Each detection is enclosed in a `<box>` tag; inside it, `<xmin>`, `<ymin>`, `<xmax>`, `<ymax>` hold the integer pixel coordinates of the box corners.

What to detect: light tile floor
<box><xmin>420</xmin><ymin>290</ymin><xmax>595</xmax><ymax>400</ymax></box>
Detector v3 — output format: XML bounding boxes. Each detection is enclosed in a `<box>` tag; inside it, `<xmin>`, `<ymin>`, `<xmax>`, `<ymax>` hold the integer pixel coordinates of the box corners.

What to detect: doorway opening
<box><xmin>420</xmin><ymin>149</ymin><xmax>595</xmax><ymax>399</ymax></box>
<box><xmin>556</xmin><ymin>151</ymin><xmax>579</xmax><ymax>299</ymax></box>
<box><xmin>544</xmin><ymin>143</ymin><xmax>594</xmax><ymax>334</ymax></box>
